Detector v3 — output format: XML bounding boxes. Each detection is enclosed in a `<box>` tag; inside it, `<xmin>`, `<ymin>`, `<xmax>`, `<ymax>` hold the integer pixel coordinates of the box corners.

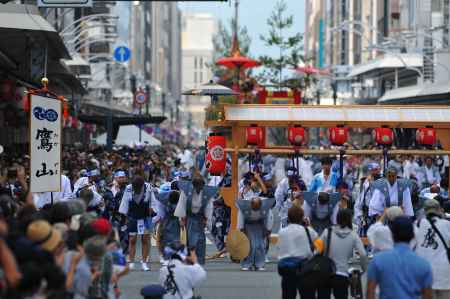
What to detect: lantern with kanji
<box><xmin>205</xmin><ymin>134</ymin><xmax>226</xmax><ymax>176</ymax></box>
<box><xmin>373</xmin><ymin>127</ymin><xmax>394</xmax><ymax>145</ymax></box>
<box><xmin>288</xmin><ymin>126</ymin><xmax>306</xmax><ymax>146</ymax></box>
<box><xmin>416</xmin><ymin>127</ymin><xmax>436</xmax><ymax>146</ymax></box>
<box><xmin>328</xmin><ymin>126</ymin><xmax>348</xmax><ymax>146</ymax></box>
<box><xmin>246</xmin><ymin>125</ymin><xmax>264</xmax><ymax>147</ymax></box>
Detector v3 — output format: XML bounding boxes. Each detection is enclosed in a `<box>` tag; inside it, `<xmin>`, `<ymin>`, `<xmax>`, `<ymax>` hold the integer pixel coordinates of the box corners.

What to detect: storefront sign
<box><xmin>30</xmin><ymin>94</ymin><xmax>61</xmax><ymax>192</ymax></box>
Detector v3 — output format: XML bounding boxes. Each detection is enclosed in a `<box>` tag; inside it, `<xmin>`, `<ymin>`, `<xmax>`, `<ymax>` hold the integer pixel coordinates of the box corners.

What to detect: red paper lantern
<box><xmin>328</xmin><ymin>127</ymin><xmax>348</xmax><ymax>146</ymax></box>
<box><xmin>205</xmin><ymin>135</ymin><xmax>226</xmax><ymax>175</ymax></box>
<box><xmin>373</xmin><ymin>127</ymin><xmax>394</xmax><ymax>145</ymax></box>
<box><xmin>416</xmin><ymin>127</ymin><xmax>436</xmax><ymax>146</ymax></box>
<box><xmin>246</xmin><ymin>125</ymin><xmax>264</xmax><ymax>146</ymax></box>
<box><xmin>288</xmin><ymin>126</ymin><xmax>306</xmax><ymax>146</ymax></box>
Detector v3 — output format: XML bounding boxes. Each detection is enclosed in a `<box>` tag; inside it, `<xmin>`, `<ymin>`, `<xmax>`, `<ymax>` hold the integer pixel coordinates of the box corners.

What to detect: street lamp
<box><xmin>61</xmin><ymin>21</ymin><xmax>118</xmax><ymax>40</ymax></box>
<box><xmin>60</xmin><ymin>14</ymin><xmax>119</xmax><ymax>35</ymax></box>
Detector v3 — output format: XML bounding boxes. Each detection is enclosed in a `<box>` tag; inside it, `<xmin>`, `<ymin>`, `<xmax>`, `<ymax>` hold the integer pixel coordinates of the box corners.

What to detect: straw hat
<box><xmin>27</xmin><ymin>220</ymin><xmax>62</xmax><ymax>252</ymax></box>
<box><xmin>226</xmin><ymin>230</ymin><xmax>250</xmax><ymax>262</ymax></box>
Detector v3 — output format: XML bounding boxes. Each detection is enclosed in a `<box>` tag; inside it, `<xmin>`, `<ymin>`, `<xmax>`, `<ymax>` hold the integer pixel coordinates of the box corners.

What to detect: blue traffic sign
<box><xmin>114</xmin><ymin>46</ymin><xmax>131</xmax><ymax>62</ymax></box>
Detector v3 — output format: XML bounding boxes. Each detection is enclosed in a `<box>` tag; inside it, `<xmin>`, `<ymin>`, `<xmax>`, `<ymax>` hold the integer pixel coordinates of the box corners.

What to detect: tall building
<box><xmin>181</xmin><ymin>12</ymin><xmax>217</xmax><ymax>142</ymax></box>
<box><xmin>304</xmin><ymin>0</ymin><xmax>450</xmax><ymax>104</ymax></box>
<box><xmin>305</xmin><ymin>0</ymin><xmax>379</xmax><ymax>103</ymax></box>
<box><xmin>129</xmin><ymin>2</ymin><xmax>181</xmax><ymax>119</ymax></box>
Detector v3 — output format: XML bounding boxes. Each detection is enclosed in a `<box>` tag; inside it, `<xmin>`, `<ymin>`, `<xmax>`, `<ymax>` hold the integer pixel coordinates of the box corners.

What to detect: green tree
<box><xmin>209</xmin><ymin>18</ymin><xmax>252</xmax><ymax>83</ymax></box>
<box><xmin>258</xmin><ymin>0</ymin><xmax>303</xmax><ymax>88</ymax></box>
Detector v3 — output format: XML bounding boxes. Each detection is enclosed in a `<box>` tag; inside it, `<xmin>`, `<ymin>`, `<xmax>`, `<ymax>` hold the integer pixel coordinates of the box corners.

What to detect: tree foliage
<box><xmin>209</xmin><ymin>18</ymin><xmax>252</xmax><ymax>82</ymax></box>
<box><xmin>258</xmin><ymin>0</ymin><xmax>303</xmax><ymax>88</ymax></box>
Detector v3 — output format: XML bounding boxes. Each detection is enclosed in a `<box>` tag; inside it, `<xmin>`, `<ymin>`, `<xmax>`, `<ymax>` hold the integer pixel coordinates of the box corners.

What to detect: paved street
<box><xmin>120</xmin><ymin>251</ymin><xmax>280</xmax><ymax>299</ymax></box>
<box><xmin>119</xmin><ymin>234</ymin><xmax>367</xmax><ymax>299</ymax></box>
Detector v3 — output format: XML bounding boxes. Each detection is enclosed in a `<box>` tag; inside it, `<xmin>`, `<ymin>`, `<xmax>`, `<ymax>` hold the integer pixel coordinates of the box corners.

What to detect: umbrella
<box><xmin>295</xmin><ymin>66</ymin><xmax>329</xmax><ymax>75</ymax></box>
<box><xmin>182</xmin><ymin>81</ymin><xmax>239</xmax><ymax>96</ymax></box>
<box><xmin>216</xmin><ymin>54</ymin><xmax>260</xmax><ymax>69</ymax></box>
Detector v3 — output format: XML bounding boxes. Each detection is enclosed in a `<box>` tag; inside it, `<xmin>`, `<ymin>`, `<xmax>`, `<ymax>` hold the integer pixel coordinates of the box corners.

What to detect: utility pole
<box><xmin>161</xmin><ymin>92</ymin><xmax>166</xmax><ymax>116</ymax></box>
<box><xmin>145</xmin><ymin>84</ymin><xmax>150</xmax><ymax>115</ymax></box>
<box><xmin>331</xmin><ymin>80</ymin><xmax>338</xmax><ymax>105</ymax></box>
<box><xmin>130</xmin><ymin>75</ymin><xmax>138</xmax><ymax>142</ymax></box>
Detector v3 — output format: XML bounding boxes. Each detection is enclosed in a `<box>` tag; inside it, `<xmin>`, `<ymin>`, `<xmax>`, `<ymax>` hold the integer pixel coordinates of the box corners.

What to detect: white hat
<box><xmin>385</xmin><ymin>206</ymin><xmax>403</xmax><ymax>221</ymax></box>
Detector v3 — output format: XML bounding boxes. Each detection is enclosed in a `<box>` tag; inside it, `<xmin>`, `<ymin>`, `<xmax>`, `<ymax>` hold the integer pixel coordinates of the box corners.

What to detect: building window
<box><xmin>194</xmin><ymin>57</ymin><xmax>197</xmax><ymax>69</ymax></box>
<box><xmin>200</xmin><ymin>71</ymin><xmax>203</xmax><ymax>83</ymax></box>
<box><xmin>199</xmin><ymin>57</ymin><xmax>203</xmax><ymax>69</ymax></box>
<box><xmin>432</xmin><ymin>0</ymin><xmax>442</xmax><ymax>11</ymax></box>
<box><xmin>194</xmin><ymin>72</ymin><xmax>197</xmax><ymax>84</ymax></box>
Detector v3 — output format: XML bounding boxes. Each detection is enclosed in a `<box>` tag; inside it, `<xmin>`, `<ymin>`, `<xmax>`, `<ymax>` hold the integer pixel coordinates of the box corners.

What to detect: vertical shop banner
<box><xmin>30</xmin><ymin>94</ymin><xmax>61</xmax><ymax>192</ymax></box>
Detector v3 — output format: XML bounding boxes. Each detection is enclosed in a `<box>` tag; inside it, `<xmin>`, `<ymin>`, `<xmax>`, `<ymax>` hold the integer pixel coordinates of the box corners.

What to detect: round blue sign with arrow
<box><xmin>114</xmin><ymin>46</ymin><xmax>131</xmax><ymax>62</ymax></box>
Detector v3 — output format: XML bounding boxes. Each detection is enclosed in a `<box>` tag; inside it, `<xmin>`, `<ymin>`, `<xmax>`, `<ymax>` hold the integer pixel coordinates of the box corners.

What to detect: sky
<box><xmin>178</xmin><ymin>0</ymin><xmax>305</xmax><ymax>59</ymax></box>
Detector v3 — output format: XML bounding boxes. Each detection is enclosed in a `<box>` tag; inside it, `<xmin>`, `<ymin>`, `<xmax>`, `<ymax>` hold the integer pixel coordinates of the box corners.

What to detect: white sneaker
<box><xmin>141</xmin><ymin>262</ymin><xmax>150</xmax><ymax>272</ymax></box>
<box><xmin>265</xmin><ymin>257</ymin><xmax>270</xmax><ymax>263</ymax></box>
<box><xmin>240</xmin><ymin>267</ymin><xmax>250</xmax><ymax>271</ymax></box>
<box><xmin>128</xmin><ymin>262</ymin><xmax>135</xmax><ymax>270</ymax></box>
<box><xmin>256</xmin><ymin>267</ymin><xmax>266</xmax><ymax>271</ymax></box>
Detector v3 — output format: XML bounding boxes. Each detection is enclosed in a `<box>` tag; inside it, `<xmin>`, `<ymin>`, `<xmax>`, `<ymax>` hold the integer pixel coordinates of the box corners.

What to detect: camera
<box><xmin>7</xmin><ymin>168</ymin><xmax>16</xmax><ymax>179</ymax></box>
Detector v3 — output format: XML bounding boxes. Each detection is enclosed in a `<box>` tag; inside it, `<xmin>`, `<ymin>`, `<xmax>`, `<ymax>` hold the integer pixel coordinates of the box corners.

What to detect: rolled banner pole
<box><xmin>383</xmin><ymin>146</ymin><xmax>389</xmax><ymax>177</ymax></box>
<box><xmin>339</xmin><ymin>149</ymin><xmax>345</xmax><ymax>184</ymax></box>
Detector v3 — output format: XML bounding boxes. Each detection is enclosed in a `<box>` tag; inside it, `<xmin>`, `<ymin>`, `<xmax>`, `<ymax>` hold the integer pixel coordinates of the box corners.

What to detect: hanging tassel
<box><xmin>23</xmin><ymin>94</ymin><xmax>30</xmax><ymax>112</ymax></box>
<box><xmin>60</xmin><ymin>97</ymin><xmax>69</xmax><ymax>119</ymax></box>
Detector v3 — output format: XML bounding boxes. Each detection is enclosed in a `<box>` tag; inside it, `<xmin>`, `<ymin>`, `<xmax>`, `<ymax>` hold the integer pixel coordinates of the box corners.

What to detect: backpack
<box><xmin>298</xmin><ymin>226</ymin><xmax>336</xmax><ymax>287</ymax></box>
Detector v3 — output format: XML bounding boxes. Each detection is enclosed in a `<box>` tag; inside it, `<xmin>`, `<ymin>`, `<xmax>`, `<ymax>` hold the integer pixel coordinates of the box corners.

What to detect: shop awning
<box><xmin>78</xmin><ymin>114</ymin><xmax>166</xmax><ymax>126</ymax></box>
<box><xmin>348</xmin><ymin>53</ymin><xmax>423</xmax><ymax>78</ymax></box>
<box><xmin>0</xmin><ymin>4</ymin><xmax>71</xmax><ymax>62</ymax></box>
<box><xmin>378</xmin><ymin>82</ymin><xmax>450</xmax><ymax>104</ymax></box>
<box><xmin>47</xmin><ymin>59</ymin><xmax>87</xmax><ymax>95</ymax></box>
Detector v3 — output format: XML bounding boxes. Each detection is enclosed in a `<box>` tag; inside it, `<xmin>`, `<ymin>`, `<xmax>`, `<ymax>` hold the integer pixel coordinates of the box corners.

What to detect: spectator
<box><xmin>318</xmin><ymin>209</ymin><xmax>368</xmax><ymax>299</ymax></box>
<box><xmin>72</xmin><ymin>236</ymin><xmax>108</xmax><ymax>299</ymax></box>
<box><xmin>367</xmin><ymin>206</ymin><xmax>404</xmax><ymax>253</ymax></box>
<box><xmin>367</xmin><ymin>216</ymin><xmax>433</xmax><ymax>299</ymax></box>
<box><xmin>159</xmin><ymin>242</ymin><xmax>206</xmax><ymax>299</ymax></box>
<box><xmin>277</xmin><ymin>206</ymin><xmax>318</xmax><ymax>299</ymax></box>
<box><xmin>414</xmin><ymin>199</ymin><xmax>450</xmax><ymax>299</ymax></box>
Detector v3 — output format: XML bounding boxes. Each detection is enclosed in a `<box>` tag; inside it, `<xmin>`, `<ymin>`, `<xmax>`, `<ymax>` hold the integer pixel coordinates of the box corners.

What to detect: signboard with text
<box><xmin>30</xmin><ymin>94</ymin><xmax>61</xmax><ymax>193</ymax></box>
<box><xmin>37</xmin><ymin>0</ymin><xmax>92</xmax><ymax>7</ymax></box>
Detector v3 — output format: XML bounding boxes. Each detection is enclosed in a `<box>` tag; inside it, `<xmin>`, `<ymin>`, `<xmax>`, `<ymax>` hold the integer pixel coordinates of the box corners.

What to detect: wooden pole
<box><xmin>436</xmin><ymin>129</ymin><xmax>450</xmax><ymax>189</ymax></box>
<box><xmin>224</xmin><ymin>148</ymin><xmax>450</xmax><ymax>156</ymax></box>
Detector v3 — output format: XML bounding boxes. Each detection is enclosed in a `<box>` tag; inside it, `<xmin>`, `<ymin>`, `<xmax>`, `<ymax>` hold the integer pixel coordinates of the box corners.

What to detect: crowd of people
<box><xmin>0</xmin><ymin>142</ymin><xmax>450</xmax><ymax>299</ymax></box>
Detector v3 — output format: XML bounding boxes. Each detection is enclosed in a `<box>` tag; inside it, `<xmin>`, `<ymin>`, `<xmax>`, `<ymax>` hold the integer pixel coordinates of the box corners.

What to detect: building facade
<box><xmin>304</xmin><ymin>0</ymin><xmax>450</xmax><ymax>104</ymax></box>
<box><xmin>181</xmin><ymin>12</ymin><xmax>217</xmax><ymax>143</ymax></box>
<box><xmin>129</xmin><ymin>1</ymin><xmax>182</xmax><ymax>120</ymax></box>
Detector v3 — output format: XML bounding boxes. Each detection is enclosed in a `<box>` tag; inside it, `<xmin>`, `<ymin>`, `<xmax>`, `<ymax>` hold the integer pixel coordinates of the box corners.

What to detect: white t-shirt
<box><xmin>33</xmin><ymin>175</ymin><xmax>72</xmax><ymax>209</ymax></box>
<box><xmin>414</xmin><ymin>217</ymin><xmax>450</xmax><ymax>290</ymax></box>
<box><xmin>159</xmin><ymin>259</ymin><xmax>206</xmax><ymax>299</ymax></box>
<box><xmin>278</xmin><ymin>224</ymin><xmax>318</xmax><ymax>259</ymax></box>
